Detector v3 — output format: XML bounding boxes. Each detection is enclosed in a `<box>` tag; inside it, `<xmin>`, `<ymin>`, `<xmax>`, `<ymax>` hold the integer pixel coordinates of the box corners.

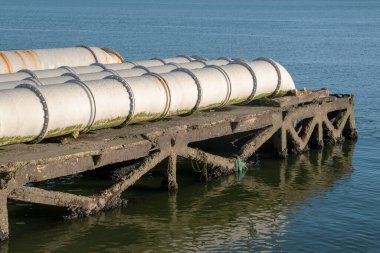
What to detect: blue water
<box><xmin>0</xmin><ymin>0</ymin><xmax>380</xmax><ymax>252</ymax></box>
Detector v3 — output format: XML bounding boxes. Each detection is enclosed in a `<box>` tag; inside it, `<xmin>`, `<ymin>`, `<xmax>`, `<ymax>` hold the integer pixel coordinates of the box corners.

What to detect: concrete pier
<box><xmin>0</xmin><ymin>90</ymin><xmax>357</xmax><ymax>240</ymax></box>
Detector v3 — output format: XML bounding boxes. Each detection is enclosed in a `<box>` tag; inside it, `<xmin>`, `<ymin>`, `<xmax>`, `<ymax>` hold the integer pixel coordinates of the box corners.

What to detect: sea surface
<box><xmin>0</xmin><ymin>0</ymin><xmax>379</xmax><ymax>252</ymax></box>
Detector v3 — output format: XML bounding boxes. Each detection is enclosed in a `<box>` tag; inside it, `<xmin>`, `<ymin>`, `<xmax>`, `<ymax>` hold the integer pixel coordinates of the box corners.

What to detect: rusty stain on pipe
<box><xmin>23</xmin><ymin>50</ymin><xmax>39</xmax><ymax>69</ymax></box>
<box><xmin>12</xmin><ymin>51</ymin><xmax>27</xmax><ymax>68</ymax></box>
<box><xmin>0</xmin><ymin>53</ymin><xmax>12</xmax><ymax>73</ymax></box>
<box><xmin>102</xmin><ymin>51</ymin><xmax>110</xmax><ymax>64</ymax></box>
<box><xmin>102</xmin><ymin>47</ymin><xmax>124</xmax><ymax>63</ymax></box>
<box><xmin>0</xmin><ymin>47</ymin><xmax>124</xmax><ymax>74</ymax></box>
<box><xmin>29</xmin><ymin>50</ymin><xmax>42</xmax><ymax>68</ymax></box>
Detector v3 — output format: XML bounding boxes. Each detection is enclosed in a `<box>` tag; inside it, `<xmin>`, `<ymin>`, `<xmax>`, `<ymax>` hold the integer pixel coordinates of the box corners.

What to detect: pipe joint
<box><xmin>125</xmin><ymin>60</ymin><xmax>137</xmax><ymax>66</ymax></box>
<box><xmin>18</xmin><ymin>69</ymin><xmax>39</xmax><ymax>80</ymax></box>
<box><xmin>22</xmin><ymin>77</ymin><xmax>44</xmax><ymax>86</ymax></box>
<box><xmin>176</xmin><ymin>55</ymin><xmax>193</xmax><ymax>62</ymax></box>
<box><xmin>151</xmin><ymin>57</ymin><xmax>167</xmax><ymax>65</ymax></box>
<box><xmin>143</xmin><ymin>72</ymin><xmax>171</xmax><ymax>119</ymax></box>
<box><xmin>61</xmin><ymin>72</ymin><xmax>81</xmax><ymax>81</ymax></box>
<box><xmin>229</xmin><ymin>59</ymin><xmax>257</xmax><ymax>102</ymax></box>
<box><xmin>66</xmin><ymin>79</ymin><xmax>96</xmax><ymax>133</ymax></box>
<box><xmin>171</xmin><ymin>68</ymin><xmax>202</xmax><ymax>114</ymax></box>
<box><xmin>190</xmin><ymin>55</ymin><xmax>208</xmax><ymax>61</ymax></box>
<box><xmin>217</xmin><ymin>57</ymin><xmax>233</xmax><ymax>62</ymax></box>
<box><xmin>76</xmin><ymin>45</ymin><xmax>99</xmax><ymax>63</ymax></box>
<box><xmin>58</xmin><ymin>66</ymin><xmax>77</xmax><ymax>75</ymax></box>
<box><xmin>254</xmin><ymin>57</ymin><xmax>282</xmax><ymax>97</ymax></box>
<box><xmin>205</xmin><ymin>65</ymin><xmax>232</xmax><ymax>107</ymax></box>
<box><xmin>132</xmin><ymin>65</ymin><xmax>151</xmax><ymax>73</ymax></box>
<box><xmin>15</xmin><ymin>83</ymin><xmax>49</xmax><ymax>143</ymax></box>
<box><xmin>104</xmin><ymin>75</ymin><xmax>135</xmax><ymax>127</ymax></box>
<box><xmin>91</xmin><ymin>62</ymin><xmax>108</xmax><ymax>71</ymax></box>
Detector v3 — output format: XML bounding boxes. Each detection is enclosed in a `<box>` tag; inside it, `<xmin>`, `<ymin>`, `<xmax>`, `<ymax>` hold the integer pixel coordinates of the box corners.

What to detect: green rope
<box><xmin>235</xmin><ymin>156</ymin><xmax>246</xmax><ymax>174</ymax></box>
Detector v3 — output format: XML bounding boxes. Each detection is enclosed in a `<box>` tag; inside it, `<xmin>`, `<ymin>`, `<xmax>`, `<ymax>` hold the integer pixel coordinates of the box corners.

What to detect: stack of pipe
<box><xmin>0</xmin><ymin>59</ymin><xmax>231</xmax><ymax>89</ymax></box>
<box><xmin>0</xmin><ymin>46</ymin><xmax>124</xmax><ymax>74</ymax></box>
<box><xmin>0</xmin><ymin>47</ymin><xmax>296</xmax><ymax>146</ymax></box>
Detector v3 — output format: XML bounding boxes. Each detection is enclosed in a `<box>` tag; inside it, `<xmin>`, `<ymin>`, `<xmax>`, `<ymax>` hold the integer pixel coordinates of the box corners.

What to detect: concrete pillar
<box><xmin>273</xmin><ymin>128</ymin><xmax>288</xmax><ymax>158</ymax></box>
<box><xmin>343</xmin><ymin>110</ymin><xmax>358</xmax><ymax>141</ymax></box>
<box><xmin>161</xmin><ymin>153</ymin><xmax>178</xmax><ymax>190</ymax></box>
<box><xmin>311</xmin><ymin>121</ymin><xmax>324</xmax><ymax>149</ymax></box>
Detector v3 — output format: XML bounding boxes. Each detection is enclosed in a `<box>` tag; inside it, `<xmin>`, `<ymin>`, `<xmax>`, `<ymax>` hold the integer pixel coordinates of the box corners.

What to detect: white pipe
<box><xmin>0</xmin><ymin>55</ymin><xmax>199</xmax><ymax>83</ymax></box>
<box><xmin>0</xmin><ymin>46</ymin><xmax>125</xmax><ymax>74</ymax></box>
<box><xmin>0</xmin><ymin>58</ymin><xmax>295</xmax><ymax>146</ymax></box>
<box><xmin>0</xmin><ymin>59</ymin><xmax>229</xmax><ymax>89</ymax></box>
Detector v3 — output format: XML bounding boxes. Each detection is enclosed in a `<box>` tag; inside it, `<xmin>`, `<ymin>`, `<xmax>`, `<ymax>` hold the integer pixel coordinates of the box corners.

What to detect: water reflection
<box><xmin>1</xmin><ymin>143</ymin><xmax>354</xmax><ymax>253</ymax></box>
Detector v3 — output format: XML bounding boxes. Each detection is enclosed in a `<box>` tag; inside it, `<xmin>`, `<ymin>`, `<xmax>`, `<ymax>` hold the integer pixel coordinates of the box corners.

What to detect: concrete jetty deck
<box><xmin>0</xmin><ymin>90</ymin><xmax>357</xmax><ymax>240</ymax></box>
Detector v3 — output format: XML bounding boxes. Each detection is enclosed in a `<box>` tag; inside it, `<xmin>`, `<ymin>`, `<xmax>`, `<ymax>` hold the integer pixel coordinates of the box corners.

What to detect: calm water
<box><xmin>0</xmin><ymin>0</ymin><xmax>379</xmax><ymax>252</ymax></box>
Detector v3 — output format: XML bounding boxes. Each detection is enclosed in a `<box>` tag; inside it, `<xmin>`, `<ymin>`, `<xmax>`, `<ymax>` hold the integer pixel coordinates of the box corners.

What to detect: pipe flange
<box><xmin>66</xmin><ymin>79</ymin><xmax>96</xmax><ymax>133</ymax></box>
<box><xmin>143</xmin><ymin>72</ymin><xmax>171</xmax><ymax>119</ymax></box>
<box><xmin>171</xmin><ymin>68</ymin><xmax>202</xmax><ymax>114</ymax></box>
<box><xmin>176</xmin><ymin>55</ymin><xmax>193</xmax><ymax>62</ymax></box>
<box><xmin>15</xmin><ymin>83</ymin><xmax>49</xmax><ymax>143</ymax></box>
<box><xmin>125</xmin><ymin>60</ymin><xmax>137</xmax><ymax>66</ymax></box>
<box><xmin>104</xmin><ymin>69</ymin><xmax>121</xmax><ymax>77</ymax></box>
<box><xmin>151</xmin><ymin>57</ymin><xmax>167</xmax><ymax>65</ymax></box>
<box><xmin>132</xmin><ymin>65</ymin><xmax>151</xmax><ymax>73</ymax></box>
<box><xmin>59</xmin><ymin>66</ymin><xmax>77</xmax><ymax>75</ymax></box>
<box><xmin>217</xmin><ymin>57</ymin><xmax>233</xmax><ymax>62</ymax></box>
<box><xmin>101</xmin><ymin>47</ymin><xmax>125</xmax><ymax>63</ymax></box>
<box><xmin>91</xmin><ymin>62</ymin><xmax>108</xmax><ymax>70</ymax></box>
<box><xmin>104</xmin><ymin>75</ymin><xmax>135</xmax><ymax>127</ymax></box>
<box><xmin>22</xmin><ymin>77</ymin><xmax>44</xmax><ymax>86</ymax></box>
<box><xmin>166</xmin><ymin>62</ymin><xmax>181</xmax><ymax>68</ymax></box>
<box><xmin>229</xmin><ymin>59</ymin><xmax>257</xmax><ymax>102</ymax></box>
<box><xmin>190</xmin><ymin>55</ymin><xmax>209</xmax><ymax>61</ymax></box>
<box><xmin>204</xmin><ymin>65</ymin><xmax>232</xmax><ymax>107</ymax></box>
<box><xmin>76</xmin><ymin>45</ymin><xmax>99</xmax><ymax>63</ymax></box>
<box><xmin>254</xmin><ymin>57</ymin><xmax>282</xmax><ymax>97</ymax></box>
<box><xmin>190</xmin><ymin>59</ymin><xmax>207</xmax><ymax>66</ymax></box>
<box><xmin>61</xmin><ymin>72</ymin><xmax>81</xmax><ymax>80</ymax></box>
<box><xmin>18</xmin><ymin>69</ymin><xmax>39</xmax><ymax>79</ymax></box>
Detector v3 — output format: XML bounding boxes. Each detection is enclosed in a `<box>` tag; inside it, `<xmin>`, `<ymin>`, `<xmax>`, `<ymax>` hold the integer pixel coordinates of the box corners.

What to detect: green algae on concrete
<box><xmin>0</xmin><ymin>135</ymin><xmax>37</xmax><ymax>146</ymax></box>
<box><xmin>46</xmin><ymin>124</ymin><xmax>84</xmax><ymax>138</ymax></box>
<box><xmin>91</xmin><ymin>117</ymin><xmax>126</xmax><ymax>130</ymax></box>
<box><xmin>130</xmin><ymin>112</ymin><xmax>163</xmax><ymax>124</ymax></box>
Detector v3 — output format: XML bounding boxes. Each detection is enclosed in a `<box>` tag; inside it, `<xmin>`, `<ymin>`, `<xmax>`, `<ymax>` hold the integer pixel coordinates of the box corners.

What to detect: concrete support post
<box><xmin>273</xmin><ymin>128</ymin><xmax>288</xmax><ymax>158</ymax></box>
<box><xmin>161</xmin><ymin>153</ymin><xmax>178</xmax><ymax>191</ymax></box>
<box><xmin>311</xmin><ymin>121</ymin><xmax>324</xmax><ymax>149</ymax></box>
<box><xmin>317</xmin><ymin>121</ymin><xmax>324</xmax><ymax>147</ymax></box>
<box><xmin>343</xmin><ymin>110</ymin><xmax>358</xmax><ymax>141</ymax></box>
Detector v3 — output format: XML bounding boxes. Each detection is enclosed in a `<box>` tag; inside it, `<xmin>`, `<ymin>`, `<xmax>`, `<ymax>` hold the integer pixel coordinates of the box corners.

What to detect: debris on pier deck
<box><xmin>0</xmin><ymin>90</ymin><xmax>357</xmax><ymax>240</ymax></box>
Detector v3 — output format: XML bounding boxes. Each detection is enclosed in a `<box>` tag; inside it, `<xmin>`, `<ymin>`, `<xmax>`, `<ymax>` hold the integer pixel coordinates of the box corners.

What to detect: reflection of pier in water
<box><xmin>1</xmin><ymin>143</ymin><xmax>354</xmax><ymax>252</ymax></box>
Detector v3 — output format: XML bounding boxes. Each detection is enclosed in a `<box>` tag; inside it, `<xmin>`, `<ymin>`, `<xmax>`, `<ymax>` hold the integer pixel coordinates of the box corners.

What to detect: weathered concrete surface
<box><xmin>0</xmin><ymin>91</ymin><xmax>357</xmax><ymax>240</ymax></box>
<box><xmin>161</xmin><ymin>152</ymin><xmax>178</xmax><ymax>190</ymax></box>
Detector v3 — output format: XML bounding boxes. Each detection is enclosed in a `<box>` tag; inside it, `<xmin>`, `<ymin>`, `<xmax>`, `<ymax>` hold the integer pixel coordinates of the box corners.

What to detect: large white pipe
<box><xmin>0</xmin><ymin>58</ymin><xmax>295</xmax><ymax>146</ymax></box>
<box><xmin>0</xmin><ymin>46</ymin><xmax>125</xmax><ymax>74</ymax></box>
<box><xmin>0</xmin><ymin>55</ymin><xmax>201</xmax><ymax>83</ymax></box>
<box><xmin>0</xmin><ymin>59</ymin><xmax>230</xmax><ymax>89</ymax></box>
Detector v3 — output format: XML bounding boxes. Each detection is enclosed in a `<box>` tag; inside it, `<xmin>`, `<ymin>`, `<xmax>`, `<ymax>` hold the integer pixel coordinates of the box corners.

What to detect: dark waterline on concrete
<box><xmin>0</xmin><ymin>0</ymin><xmax>379</xmax><ymax>252</ymax></box>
